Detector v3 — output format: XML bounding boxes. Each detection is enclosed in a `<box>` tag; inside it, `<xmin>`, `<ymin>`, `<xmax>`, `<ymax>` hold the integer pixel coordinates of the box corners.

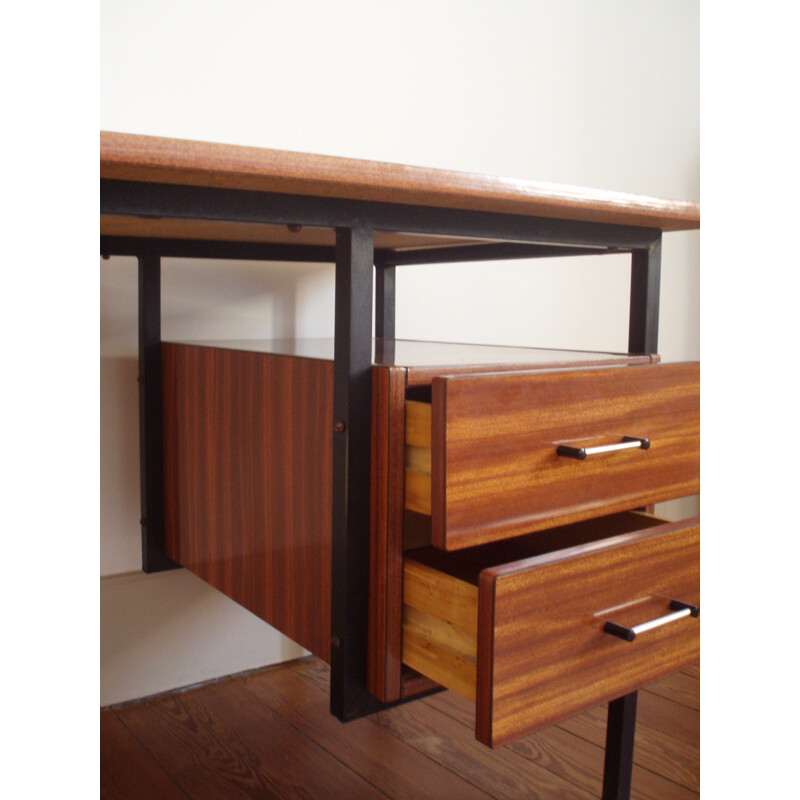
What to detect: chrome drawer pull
<box><xmin>556</xmin><ymin>436</ymin><xmax>650</xmax><ymax>461</ymax></box>
<box><xmin>604</xmin><ymin>600</ymin><xmax>700</xmax><ymax>642</ymax></box>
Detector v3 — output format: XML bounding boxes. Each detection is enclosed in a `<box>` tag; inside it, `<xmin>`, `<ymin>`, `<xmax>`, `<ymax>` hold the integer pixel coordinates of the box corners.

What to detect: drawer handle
<box><xmin>556</xmin><ymin>436</ymin><xmax>650</xmax><ymax>461</ymax></box>
<box><xmin>603</xmin><ymin>600</ymin><xmax>700</xmax><ymax>642</ymax></box>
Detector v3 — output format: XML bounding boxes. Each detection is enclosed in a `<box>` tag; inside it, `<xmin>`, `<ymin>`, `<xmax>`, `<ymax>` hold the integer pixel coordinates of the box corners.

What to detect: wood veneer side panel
<box><xmin>478</xmin><ymin>522</ymin><xmax>700</xmax><ymax>748</ymax></box>
<box><xmin>430</xmin><ymin>378</ymin><xmax>448</xmax><ymax>549</ymax></box>
<box><xmin>384</xmin><ymin>367</ymin><xmax>409</xmax><ymax>696</ymax></box>
<box><xmin>163</xmin><ymin>344</ymin><xmax>333</xmax><ymax>661</ymax></box>
<box><xmin>367</xmin><ymin>368</ymin><xmax>389</xmax><ymax>699</ymax></box>
<box><xmin>475</xmin><ymin>571</ymin><xmax>496</xmax><ymax>747</ymax></box>
<box><xmin>367</xmin><ymin>366</ymin><xmax>407</xmax><ymax>701</ymax></box>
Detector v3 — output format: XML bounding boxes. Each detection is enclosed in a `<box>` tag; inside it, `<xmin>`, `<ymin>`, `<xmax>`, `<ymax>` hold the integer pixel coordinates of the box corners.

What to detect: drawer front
<box><xmin>476</xmin><ymin>519</ymin><xmax>699</xmax><ymax>747</ymax></box>
<box><xmin>406</xmin><ymin>362</ymin><xmax>699</xmax><ymax>549</ymax></box>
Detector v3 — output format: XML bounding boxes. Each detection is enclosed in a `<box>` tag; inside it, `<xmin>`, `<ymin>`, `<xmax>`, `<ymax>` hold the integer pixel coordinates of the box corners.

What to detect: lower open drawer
<box><xmin>402</xmin><ymin>511</ymin><xmax>699</xmax><ymax>747</ymax></box>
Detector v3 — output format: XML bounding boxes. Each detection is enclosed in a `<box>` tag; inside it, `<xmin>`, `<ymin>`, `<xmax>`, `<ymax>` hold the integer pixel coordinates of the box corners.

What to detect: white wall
<box><xmin>100</xmin><ymin>0</ymin><xmax>699</xmax><ymax>705</ymax></box>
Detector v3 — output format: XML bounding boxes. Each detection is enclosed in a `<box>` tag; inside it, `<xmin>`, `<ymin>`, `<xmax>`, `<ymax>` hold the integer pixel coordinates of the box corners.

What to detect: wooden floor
<box><xmin>101</xmin><ymin>658</ymin><xmax>699</xmax><ymax>800</ymax></box>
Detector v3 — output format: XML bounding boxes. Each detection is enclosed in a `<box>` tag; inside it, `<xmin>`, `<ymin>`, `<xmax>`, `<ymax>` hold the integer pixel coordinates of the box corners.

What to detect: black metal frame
<box><xmin>137</xmin><ymin>253</ymin><xmax>178</xmax><ymax>573</ymax></box>
<box><xmin>102</xmin><ymin>177</ymin><xmax>662</xmax><ymax>798</ymax></box>
<box><xmin>603</xmin><ymin>691</ymin><xmax>639</xmax><ymax>800</ymax></box>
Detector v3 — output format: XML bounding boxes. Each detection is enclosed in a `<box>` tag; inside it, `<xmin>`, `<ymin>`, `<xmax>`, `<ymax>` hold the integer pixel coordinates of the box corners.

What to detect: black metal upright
<box><xmin>374</xmin><ymin>253</ymin><xmax>396</xmax><ymax>340</ymax></box>
<box><xmin>330</xmin><ymin>225</ymin><xmax>384</xmax><ymax>721</ymax></box>
<box><xmin>628</xmin><ymin>236</ymin><xmax>662</xmax><ymax>354</ymax></box>
<box><xmin>610</xmin><ymin>235</ymin><xmax>662</xmax><ymax>796</ymax></box>
<box><xmin>137</xmin><ymin>252</ymin><xmax>178</xmax><ymax>573</ymax></box>
<box><xmin>602</xmin><ymin>691</ymin><xmax>639</xmax><ymax>800</ymax></box>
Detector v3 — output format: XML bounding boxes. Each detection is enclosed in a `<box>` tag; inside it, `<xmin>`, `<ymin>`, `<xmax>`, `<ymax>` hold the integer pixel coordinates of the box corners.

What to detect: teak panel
<box><xmin>367</xmin><ymin>366</ymin><xmax>408</xmax><ymax>701</ymax></box>
<box><xmin>476</xmin><ymin>520</ymin><xmax>700</xmax><ymax>747</ymax></box>
<box><xmin>101</xmin><ymin>132</ymin><xmax>700</xmax><ymax>231</ymax></box>
<box><xmin>418</xmin><ymin>362</ymin><xmax>699</xmax><ymax>550</ymax></box>
<box><xmin>162</xmin><ymin>343</ymin><xmax>333</xmax><ymax>661</ymax></box>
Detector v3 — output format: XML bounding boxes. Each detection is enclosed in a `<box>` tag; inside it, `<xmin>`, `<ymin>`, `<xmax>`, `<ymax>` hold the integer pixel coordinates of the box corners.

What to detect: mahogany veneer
<box><xmin>161</xmin><ymin>338</ymin><xmax>699</xmax><ymax>750</ymax></box>
<box><xmin>368</xmin><ymin>366</ymin><xmax>408</xmax><ymax>700</ymax></box>
<box><xmin>163</xmin><ymin>343</ymin><xmax>333</xmax><ymax>661</ymax></box>
<box><xmin>405</xmin><ymin>362</ymin><xmax>700</xmax><ymax>550</ymax></box>
<box><xmin>479</xmin><ymin>518</ymin><xmax>699</xmax><ymax>747</ymax></box>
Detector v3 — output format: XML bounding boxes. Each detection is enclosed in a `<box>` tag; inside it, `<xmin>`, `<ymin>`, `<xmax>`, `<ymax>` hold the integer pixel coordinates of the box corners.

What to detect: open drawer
<box><xmin>402</xmin><ymin>511</ymin><xmax>699</xmax><ymax>747</ymax></box>
<box><xmin>405</xmin><ymin>362</ymin><xmax>699</xmax><ymax>550</ymax></box>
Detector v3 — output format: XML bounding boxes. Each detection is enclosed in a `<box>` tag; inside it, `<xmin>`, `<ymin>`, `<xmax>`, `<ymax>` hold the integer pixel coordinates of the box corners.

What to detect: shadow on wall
<box><xmin>100</xmin><ymin>355</ymin><xmax>141</xmax><ymax>573</ymax></box>
<box><xmin>101</xmin><ymin>256</ymin><xmax>336</xmax><ymax>355</ymax></box>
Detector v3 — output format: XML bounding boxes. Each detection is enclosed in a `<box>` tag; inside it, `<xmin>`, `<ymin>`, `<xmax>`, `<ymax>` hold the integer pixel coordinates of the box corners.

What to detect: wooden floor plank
<box><xmin>510</xmin><ymin>725</ymin><xmax>697</xmax><ymax>800</ymax></box>
<box><xmin>102</xmin><ymin>658</ymin><xmax>699</xmax><ymax>800</ymax></box>
<box><xmin>371</xmin><ymin>701</ymin><xmax>597</xmax><ymax>800</ymax></box>
<box><xmin>681</xmin><ymin>664</ymin><xmax>700</xmax><ymax>680</ymax></box>
<box><xmin>636</xmin><ymin>691</ymin><xmax>700</xmax><ymax>748</ymax></box>
<box><xmin>101</xmin><ymin>711</ymin><xmax>190</xmax><ymax>800</ymax></box>
<box><xmin>424</xmin><ymin>691</ymin><xmax>698</xmax><ymax>800</ymax></box>
<box><xmin>291</xmin><ymin>658</ymin><xmax>596</xmax><ymax>800</ymax></box>
<box><xmin>236</xmin><ymin>665</ymin><xmax>494</xmax><ymax>800</ymax></box>
<box><xmin>116</xmin><ymin>679</ymin><xmax>386</xmax><ymax>799</ymax></box>
<box><xmin>558</xmin><ymin>705</ymin><xmax>699</xmax><ymax>790</ymax></box>
<box><xmin>645</xmin><ymin>672</ymin><xmax>699</xmax><ymax>710</ymax></box>
<box><xmin>422</xmin><ymin>678</ymin><xmax>699</xmax><ymax>791</ymax></box>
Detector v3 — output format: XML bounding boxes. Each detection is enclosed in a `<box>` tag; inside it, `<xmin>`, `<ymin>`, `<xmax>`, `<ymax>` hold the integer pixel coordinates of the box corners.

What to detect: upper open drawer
<box><xmin>405</xmin><ymin>362</ymin><xmax>699</xmax><ymax>550</ymax></box>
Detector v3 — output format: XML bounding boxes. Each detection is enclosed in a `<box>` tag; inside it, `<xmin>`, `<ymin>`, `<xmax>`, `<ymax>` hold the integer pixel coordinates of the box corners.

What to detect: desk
<box><xmin>100</xmin><ymin>132</ymin><xmax>699</xmax><ymax>799</ymax></box>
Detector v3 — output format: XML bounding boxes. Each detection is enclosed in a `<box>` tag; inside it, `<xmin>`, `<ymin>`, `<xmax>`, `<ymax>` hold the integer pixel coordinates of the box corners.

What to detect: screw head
<box><xmin>334</xmin><ymin>419</ymin><xmax>346</xmax><ymax>433</ymax></box>
<box><xmin>331</xmin><ymin>636</ymin><xmax>341</xmax><ymax>649</ymax></box>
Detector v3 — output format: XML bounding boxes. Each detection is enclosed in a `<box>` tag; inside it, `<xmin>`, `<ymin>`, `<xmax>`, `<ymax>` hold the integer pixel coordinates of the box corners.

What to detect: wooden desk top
<box><xmin>101</xmin><ymin>133</ymin><xmax>699</xmax><ymax>246</ymax></box>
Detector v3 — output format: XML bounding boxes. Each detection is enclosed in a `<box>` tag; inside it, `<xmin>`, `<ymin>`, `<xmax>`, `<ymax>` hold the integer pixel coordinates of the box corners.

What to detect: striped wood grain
<box><xmin>162</xmin><ymin>343</ymin><xmax>333</xmax><ymax>661</ymax></box>
<box><xmin>419</xmin><ymin>363</ymin><xmax>699</xmax><ymax>549</ymax></box>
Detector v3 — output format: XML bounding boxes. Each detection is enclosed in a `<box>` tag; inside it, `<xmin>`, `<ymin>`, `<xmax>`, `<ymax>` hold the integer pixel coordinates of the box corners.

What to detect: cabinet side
<box><xmin>367</xmin><ymin>366</ymin><xmax>407</xmax><ymax>701</ymax></box>
<box><xmin>162</xmin><ymin>343</ymin><xmax>333</xmax><ymax>662</ymax></box>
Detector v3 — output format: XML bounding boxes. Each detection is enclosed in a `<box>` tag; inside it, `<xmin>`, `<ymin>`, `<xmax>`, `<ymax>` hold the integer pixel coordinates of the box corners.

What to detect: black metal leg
<box><xmin>375</xmin><ymin>257</ymin><xmax>396</xmax><ymax>340</ymax></box>
<box><xmin>602</xmin><ymin>691</ymin><xmax>638</xmax><ymax>800</ymax></box>
<box><xmin>137</xmin><ymin>253</ymin><xmax>178</xmax><ymax>573</ymax></box>
<box><xmin>330</xmin><ymin>225</ymin><xmax>385</xmax><ymax>721</ymax></box>
<box><xmin>628</xmin><ymin>236</ymin><xmax>662</xmax><ymax>354</ymax></box>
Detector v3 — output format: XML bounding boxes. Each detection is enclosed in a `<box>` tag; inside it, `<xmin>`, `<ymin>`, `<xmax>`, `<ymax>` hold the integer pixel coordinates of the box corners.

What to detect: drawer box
<box><xmin>405</xmin><ymin>363</ymin><xmax>699</xmax><ymax>550</ymax></box>
<box><xmin>402</xmin><ymin>512</ymin><xmax>699</xmax><ymax>747</ymax></box>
